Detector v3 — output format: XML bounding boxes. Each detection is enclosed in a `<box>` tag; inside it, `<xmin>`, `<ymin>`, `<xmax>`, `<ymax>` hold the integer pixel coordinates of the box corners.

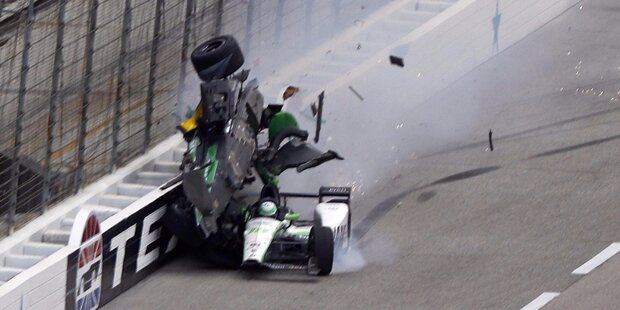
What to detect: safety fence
<box><xmin>0</xmin><ymin>0</ymin><xmax>391</xmax><ymax>237</ymax></box>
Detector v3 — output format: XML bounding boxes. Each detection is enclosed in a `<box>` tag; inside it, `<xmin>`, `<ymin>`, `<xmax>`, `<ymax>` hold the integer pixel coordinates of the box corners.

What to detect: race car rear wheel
<box><xmin>309</xmin><ymin>226</ymin><xmax>334</xmax><ymax>276</ymax></box>
<box><xmin>191</xmin><ymin>35</ymin><xmax>244</xmax><ymax>80</ymax></box>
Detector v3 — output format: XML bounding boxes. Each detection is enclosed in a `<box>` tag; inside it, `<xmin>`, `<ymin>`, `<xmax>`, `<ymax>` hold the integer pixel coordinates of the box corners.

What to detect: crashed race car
<box><xmin>161</xmin><ymin>35</ymin><xmax>350</xmax><ymax>275</ymax></box>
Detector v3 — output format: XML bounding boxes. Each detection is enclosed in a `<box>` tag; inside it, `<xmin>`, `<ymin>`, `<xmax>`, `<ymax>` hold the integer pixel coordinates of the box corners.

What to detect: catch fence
<box><xmin>0</xmin><ymin>0</ymin><xmax>390</xmax><ymax>237</ymax></box>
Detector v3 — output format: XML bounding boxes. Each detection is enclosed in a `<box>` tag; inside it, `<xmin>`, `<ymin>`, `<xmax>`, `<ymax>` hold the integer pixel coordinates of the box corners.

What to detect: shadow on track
<box><xmin>239</xmin><ymin>270</ymin><xmax>319</xmax><ymax>283</ymax></box>
<box><xmin>529</xmin><ymin>133</ymin><xmax>620</xmax><ymax>158</ymax></box>
<box><xmin>420</xmin><ymin>105</ymin><xmax>620</xmax><ymax>159</ymax></box>
<box><xmin>353</xmin><ymin>166</ymin><xmax>501</xmax><ymax>238</ymax></box>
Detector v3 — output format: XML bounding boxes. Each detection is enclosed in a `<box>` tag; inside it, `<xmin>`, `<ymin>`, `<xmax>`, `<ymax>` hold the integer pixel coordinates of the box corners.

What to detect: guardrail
<box><xmin>0</xmin><ymin>177</ymin><xmax>181</xmax><ymax>309</ymax></box>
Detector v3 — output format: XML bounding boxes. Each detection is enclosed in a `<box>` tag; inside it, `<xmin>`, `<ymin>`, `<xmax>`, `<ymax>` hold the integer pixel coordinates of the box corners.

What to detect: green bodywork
<box><xmin>255</xmin><ymin>162</ymin><xmax>279</xmax><ymax>186</ymax></box>
<box><xmin>188</xmin><ymin>137</ymin><xmax>199</xmax><ymax>162</ymax></box>
<box><xmin>268</xmin><ymin>111</ymin><xmax>299</xmax><ymax>142</ymax></box>
<box><xmin>284</xmin><ymin>213</ymin><xmax>300</xmax><ymax>221</ymax></box>
<box><xmin>282</xmin><ymin>225</ymin><xmax>312</xmax><ymax>237</ymax></box>
<box><xmin>194</xmin><ymin>207</ymin><xmax>203</xmax><ymax>226</ymax></box>
<box><xmin>254</xmin><ymin>111</ymin><xmax>300</xmax><ymax>184</ymax></box>
<box><xmin>203</xmin><ymin>144</ymin><xmax>219</xmax><ymax>192</ymax></box>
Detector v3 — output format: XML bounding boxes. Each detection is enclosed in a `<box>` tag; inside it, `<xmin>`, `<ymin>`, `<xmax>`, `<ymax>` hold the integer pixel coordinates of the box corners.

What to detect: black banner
<box><xmin>66</xmin><ymin>185</ymin><xmax>182</xmax><ymax>310</ymax></box>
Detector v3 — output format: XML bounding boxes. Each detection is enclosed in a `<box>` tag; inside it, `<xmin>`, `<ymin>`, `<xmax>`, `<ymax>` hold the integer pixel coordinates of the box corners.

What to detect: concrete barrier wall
<box><xmin>0</xmin><ymin>250</ymin><xmax>70</xmax><ymax>310</ymax></box>
<box><xmin>0</xmin><ymin>183</ymin><xmax>181</xmax><ymax>310</ymax></box>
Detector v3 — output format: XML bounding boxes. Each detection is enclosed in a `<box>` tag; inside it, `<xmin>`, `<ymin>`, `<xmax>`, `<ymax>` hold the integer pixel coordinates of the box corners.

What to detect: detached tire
<box><xmin>191</xmin><ymin>35</ymin><xmax>244</xmax><ymax>80</ymax></box>
<box><xmin>310</xmin><ymin>226</ymin><xmax>334</xmax><ymax>276</ymax></box>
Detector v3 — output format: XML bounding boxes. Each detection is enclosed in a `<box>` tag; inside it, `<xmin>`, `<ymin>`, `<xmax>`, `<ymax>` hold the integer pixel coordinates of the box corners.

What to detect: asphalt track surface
<box><xmin>106</xmin><ymin>1</ymin><xmax>620</xmax><ymax>308</ymax></box>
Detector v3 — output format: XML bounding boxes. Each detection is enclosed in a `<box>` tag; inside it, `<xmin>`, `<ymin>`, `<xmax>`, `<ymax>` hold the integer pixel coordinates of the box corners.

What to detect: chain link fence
<box><xmin>0</xmin><ymin>0</ymin><xmax>391</xmax><ymax>237</ymax></box>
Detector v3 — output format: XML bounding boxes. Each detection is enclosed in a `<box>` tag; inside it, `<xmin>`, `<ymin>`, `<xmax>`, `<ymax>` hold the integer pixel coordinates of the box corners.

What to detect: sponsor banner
<box><xmin>65</xmin><ymin>186</ymin><xmax>182</xmax><ymax>310</ymax></box>
<box><xmin>65</xmin><ymin>211</ymin><xmax>103</xmax><ymax>310</ymax></box>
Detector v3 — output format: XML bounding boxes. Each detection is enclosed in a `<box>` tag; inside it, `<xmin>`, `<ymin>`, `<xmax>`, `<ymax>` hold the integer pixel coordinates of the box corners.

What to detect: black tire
<box><xmin>161</xmin><ymin>202</ymin><xmax>203</xmax><ymax>248</ymax></box>
<box><xmin>191</xmin><ymin>35</ymin><xmax>244</xmax><ymax>81</ymax></box>
<box><xmin>310</xmin><ymin>226</ymin><xmax>334</xmax><ymax>276</ymax></box>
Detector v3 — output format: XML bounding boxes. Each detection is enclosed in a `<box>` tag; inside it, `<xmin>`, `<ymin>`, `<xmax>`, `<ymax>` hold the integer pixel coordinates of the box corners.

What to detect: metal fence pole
<box><xmin>177</xmin><ymin>0</ymin><xmax>195</xmax><ymax>111</ymax></box>
<box><xmin>75</xmin><ymin>0</ymin><xmax>99</xmax><ymax>193</ymax></box>
<box><xmin>7</xmin><ymin>0</ymin><xmax>36</xmax><ymax>234</ymax></box>
<box><xmin>332</xmin><ymin>0</ymin><xmax>342</xmax><ymax>35</ymax></box>
<box><xmin>244</xmin><ymin>0</ymin><xmax>254</xmax><ymax>53</ymax></box>
<box><xmin>111</xmin><ymin>0</ymin><xmax>133</xmax><ymax>171</ymax></box>
<box><xmin>303</xmin><ymin>0</ymin><xmax>314</xmax><ymax>47</ymax></box>
<box><xmin>42</xmin><ymin>0</ymin><xmax>68</xmax><ymax>212</ymax></box>
<box><xmin>144</xmin><ymin>0</ymin><xmax>164</xmax><ymax>152</ymax></box>
<box><xmin>274</xmin><ymin>0</ymin><xmax>284</xmax><ymax>47</ymax></box>
<box><xmin>214</xmin><ymin>0</ymin><xmax>224</xmax><ymax>36</ymax></box>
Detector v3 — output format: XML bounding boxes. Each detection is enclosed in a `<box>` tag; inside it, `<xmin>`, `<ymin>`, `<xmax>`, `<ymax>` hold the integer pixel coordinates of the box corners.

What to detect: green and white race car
<box><xmin>160</xmin><ymin>35</ymin><xmax>350</xmax><ymax>276</ymax></box>
<box><xmin>242</xmin><ymin>185</ymin><xmax>351</xmax><ymax>276</ymax></box>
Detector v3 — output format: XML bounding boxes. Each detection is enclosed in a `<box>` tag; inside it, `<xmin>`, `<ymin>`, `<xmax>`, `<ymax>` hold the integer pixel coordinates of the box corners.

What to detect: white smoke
<box><xmin>332</xmin><ymin>236</ymin><xmax>367</xmax><ymax>273</ymax></box>
<box><xmin>175</xmin><ymin>67</ymin><xmax>202</xmax><ymax>124</ymax></box>
<box><xmin>332</xmin><ymin>232</ymin><xmax>401</xmax><ymax>273</ymax></box>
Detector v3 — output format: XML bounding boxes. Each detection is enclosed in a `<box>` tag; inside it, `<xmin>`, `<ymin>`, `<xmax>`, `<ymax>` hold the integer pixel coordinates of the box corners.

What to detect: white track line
<box><xmin>521</xmin><ymin>292</ymin><xmax>560</xmax><ymax>310</ymax></box>
<box><xmin>572</xmin><ymin>242</ymin><xmax>620</xmax><ymax>275</ymax></box>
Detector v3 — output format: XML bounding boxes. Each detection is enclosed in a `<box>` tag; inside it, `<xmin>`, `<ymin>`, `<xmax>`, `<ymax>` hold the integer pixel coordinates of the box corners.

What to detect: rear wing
<box><xmin>318</xmin><ymin>186</ymin><xmax>351</xmax><ymax>204</ymax></box>
<box><xmin>280</xmin><ymin>186</ymin><xmax>351</xmax><ymax>207</ymax></box>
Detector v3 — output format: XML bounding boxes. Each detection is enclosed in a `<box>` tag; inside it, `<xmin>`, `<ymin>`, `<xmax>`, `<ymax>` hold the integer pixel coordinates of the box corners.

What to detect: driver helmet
<box><xmin>258</xmin><ymin>201</ymin><xmax>278</xmax><ymax>217</ymax></box>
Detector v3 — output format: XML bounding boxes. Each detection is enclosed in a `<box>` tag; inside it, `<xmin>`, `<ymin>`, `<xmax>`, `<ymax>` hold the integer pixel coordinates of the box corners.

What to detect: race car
<box><xmin>161</xmin><ymin>35</ymin><xmax>349</xmax><ymax>275</ymax></box>
<box><xmin>242</xmin><ymin>185</ymin><xmax>351</xmax><ymax>275</ymax></box>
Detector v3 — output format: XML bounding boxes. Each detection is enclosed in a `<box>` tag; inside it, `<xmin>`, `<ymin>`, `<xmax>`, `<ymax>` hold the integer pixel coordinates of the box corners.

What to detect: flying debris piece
<box><xmin>314</xmin><ymin>92</ymin><xmax>325</xmax><ymax>143</ymax></box>
<box><xmin>356</xmin><ymin>43</ymin><xmax>362</xmax><ymax>50</ymax></box>
<box><xmin>488</xmin><ymin>130</ymin><xmax>494</xmax><ymax>151</ymax></box>
<box><xmin>348</xmin><ymin>86</ymin><xmax>364</xmax><ymax>101</ymax></box>
<box><xmin>282</xmin><ymin>86</ymin><xmax>300</xmax><ymax>101</ymax></box>
<box><xmin>310</xmin><ymin>102</ymin><xmax>318</xmax><ymax>117</ymax></box>
<box><xmin>389</xmin><ymin>55</ymin><xmax>404</xmax><ymax>67</ymax></box>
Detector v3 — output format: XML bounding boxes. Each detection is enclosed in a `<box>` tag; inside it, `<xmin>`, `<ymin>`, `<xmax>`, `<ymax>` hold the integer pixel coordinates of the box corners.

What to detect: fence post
<box><xmin>332</xmin><ymin>0</ymin><xmax>342</xmax><ymax>35</ymax></box>
<box><xmin>75</xmin><ymin>0</ymin><xmax>99</xmax><ymax>193</ymax></box>
<box><xmin>42</xmin><ymin>0</ymin><xmax>68</xmax><ymax>213</ymax></box>
<box><xmin>303</xmin><ymin>0</ymin><xmax>314</xmax><ymax>47</ymax></box>
<box><xmin>7</xmin><ymin>0</ymin><xmax>35</xmax><ymax>234</ymax></box>
<box><xmin>177</xmin><ymin>0</ymin><xmax>195</xmax><ymax>113</ymax></box>
<box><xmin>144</xmin><ymin>0</ymin><xmax>164</xmax><ymax>152</ymax></box>
<box><xmin>111</xmin><ymin>0</ymin><xmax>132</xmax><ymax>171</ymax></box>
<box><xmin>274</xmin><ymin>0</ymin><xmax>284</xmax><ymax>47</ymax></box>
<box><xmin>244</xmin><ymin>0</ymin><xmax>254</xmax><ymax>54</ymax></box>
<box><xmin>214</xmin><ymin>0</ymin><xmax>224</xmax><ymax>36</ymax></box>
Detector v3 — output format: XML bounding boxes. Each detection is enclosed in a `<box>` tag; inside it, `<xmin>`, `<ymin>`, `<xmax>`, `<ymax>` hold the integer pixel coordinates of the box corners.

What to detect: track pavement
<box><xmin>106</xmin><ymin>0</ymin><xmax>620</xmax><ymax>308</ymax></box>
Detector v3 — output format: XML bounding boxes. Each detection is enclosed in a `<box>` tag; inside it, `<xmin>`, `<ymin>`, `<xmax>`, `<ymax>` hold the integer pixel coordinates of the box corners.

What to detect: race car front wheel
<box><xmin>191</xmin><ymin>35</ymin><xmax>244</xmax><ymax>80</ymax></box>
<box><xmin>309</xmin><ymin>226</ymin><xmax>334</xmax><ymax>276</ymax></box>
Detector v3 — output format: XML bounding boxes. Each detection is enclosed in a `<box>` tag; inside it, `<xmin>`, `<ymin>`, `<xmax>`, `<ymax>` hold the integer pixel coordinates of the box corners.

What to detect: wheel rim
<box><xmin>202</xmin><ymin>39</ymin><xmax>224</xmax><ymax>53</ymax></box>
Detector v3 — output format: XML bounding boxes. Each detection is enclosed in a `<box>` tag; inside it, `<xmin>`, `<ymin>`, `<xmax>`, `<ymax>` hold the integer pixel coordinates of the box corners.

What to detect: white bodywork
<box><xmin>241</xmin><ymin>201</ymin><xmax>350</xmax><ymax>265</ymax></box>
<box><xmin>314</xmin><ymin>202</ymin><xmax>350</xmax><ymax>249</ymax></box>
<box><xmin>243</xmin><ymin>217</ymin><xmax>281</xmax><ymax>263</ymax></box>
